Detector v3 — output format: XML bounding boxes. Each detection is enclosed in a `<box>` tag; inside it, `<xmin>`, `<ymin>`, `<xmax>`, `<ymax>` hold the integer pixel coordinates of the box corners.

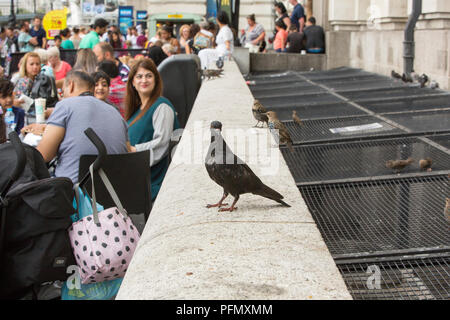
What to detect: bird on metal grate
<box><xmin>205</xmin><ymin>121</ymin><xmax>291</xmax><ymax>212</ymax></box>
<box><xmin>385</xmin><ymin>158</ymin><xmax>414</xmax><ymax>173</ymax></box>
<box><xmin>429</xmin><ymin>80</ymin><xmax>440</xmax><ymax>89</ymax></box>
<box><xmin>292</xmin><ymin>110</ymin><xmax>303</xmax><ymax>126</ymax></box>
<box><xmin>391</xmin><ymin>70</ymin><xmax>402</xmax><ymax>80</ymax></box>
<box><xmin>265</xmin><ymin>111</ymin><xmax>294</xmax><ymax>152</ymax></box>
<box><xmin>252</xmin><ymin>100</ymin><xmax>269</xmax><ymax>128</ymax></box>
<box><xmin>445</xmin><ymin>198</ymin><xmax>450</xmax><ymax>222</ymax></box>
<box><xmin>418</xmin><ymin>74</ymin><xmax>429</xmax><ymax>88</ymax></box>
<box><xmin>401</xmin><ymin>73</ymin><xmax>413</xmax><ymax>83</ymax></box>
<box><xmin>419</xmin><ymin>158</ymin><xmax>433</xmax><ymax>171</ymax></box>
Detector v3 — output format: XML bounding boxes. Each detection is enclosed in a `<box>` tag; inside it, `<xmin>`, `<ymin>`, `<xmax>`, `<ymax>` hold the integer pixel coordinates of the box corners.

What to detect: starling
<box><xmin>202</xmin><ymin>69</ymin><xmax>224</xmax><ymax>80</ymax></box>
<box><xmin>292</xmin><ymin>110</ymin><xmax>303</xmax><ymax>126</ymax></box>
<box><xmin>445</xmin><ymin>198</ymin><xmax>450</xmax><ymax>222</ymax></box>
<box><xmin>419</xmin><ymin>158</ymin><xmax>433</xmax><ymax>170</ymax></box>
<box><xmin>401</xmin><ymin>73</ymin><xmax>413</xmax><ymax>83</ymax></box>
<box><xmin>391</xmin><ymin>70</ymin><xmax>402</xmax><ymax>80</ymax></box>
<box><xmin>385</xmin><ymin>158</ymin><xmax>414</xmax><ymax>173</ymax></box>
<box><xmin>252</xmin><ymin>100</ymin><xmax>268</xmax><ymax>128</ymax></box>
<box><xmin>205</xmin><ymin>121</ymin><xmax>291</xmax><ymax>212</ymax></box>
<box><xmin>265</xmin><ymin>111</ymin><xmax>294</xmax><ymax>152</ymax></box>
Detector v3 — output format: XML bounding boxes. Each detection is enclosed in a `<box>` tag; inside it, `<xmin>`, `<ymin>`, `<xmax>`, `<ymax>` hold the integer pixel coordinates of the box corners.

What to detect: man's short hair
<box><xmin>65</xmin><ymin>70</ymin><xmax>95</xmax><ymax>91</ymax></box>
<box><xmin>97</xmin><ymin>42</ymin><xmax>114</xmax><ymax>58</ymax></box>
<box><xmin>97</xmin><ymin>60</ymin><xmax>119</xmax><ymax>79</ymax></box>
<box><xmin>94</xmin><ymin>18</ymin><xmax>109</xmax><ymax>29</ymax></box>
<box><xmin>19</xmin><ymin>21</ymin><xmax>28</xmax><ymax>29</ymax></box>
<box><xmin>54</xmin><ymin>35</ymin><xmax>62</xmax><ymax>42</ymax></box>
<box><xmin>289</xmin><ymin>24</ymin><xmax>298</xmax><ymax>32</ymax></box>
<box><xmin>309</xmin><ymin>17</ymin><xmax>316</xmax><ymax>25</ymax></box>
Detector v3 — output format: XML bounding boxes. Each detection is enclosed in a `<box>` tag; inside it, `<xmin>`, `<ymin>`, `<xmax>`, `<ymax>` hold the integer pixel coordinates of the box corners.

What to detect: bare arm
<box><xmin>299</xmin><ymin>17</ymin><xmax>305</xmax><ymax>33</ymax></box>
<box><xmin>42</xmin><ymin>37</ymin><xmax>47</xmax><ymax>49</ymax></box>
<box><xmin>36</xmin><ymin>124</ymin><xmax>65</xmax><ymax>162</ymax></box>
<box><xmin>283</xmin><ymin>17</ymin><xmax>291</xmax><ymax>29</ymax></box>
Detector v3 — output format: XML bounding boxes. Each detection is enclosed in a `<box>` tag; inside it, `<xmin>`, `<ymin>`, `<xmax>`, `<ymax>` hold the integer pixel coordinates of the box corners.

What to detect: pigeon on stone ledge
<box><xmin>205</xmin><ymin>121</ymin><xmax>291</xmax><ymax>212</ymax></box>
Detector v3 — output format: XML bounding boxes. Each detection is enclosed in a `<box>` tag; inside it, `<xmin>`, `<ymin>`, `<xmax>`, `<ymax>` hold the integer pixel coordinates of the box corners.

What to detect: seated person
<box><xmin>0</xmin><ymin>79</ymin><xmax>25</xmax><ymax>135</ymax></box>
<box><xmin>13</xmin><ymin>52</ymin><xmax>41</xmax><ymax>106</ymax></box>
<box><xmin>36</xmin><ymin>70</ymin><xmax>131</xmax><ymax>183</ymax></box>
<box><xmin>286</xmin><ymin>24</ymin><xmax>304</xmax><ymax>53</ymax></box>
<box><xmin>92</xmin><ymin>70</ymin><xmax>122</xmax><ymax>114</ymax></box>
<box><xmin>97</xmin><ymin>60</ymin><xmax>126</xmax><ymax>117</ymax></box>
<box><xmin>303</xmin><ymin>17</ymin><xmax>325</xmax><ymax>53</ymax></box>
<box><xmin>125</xmin><ymin>58</ymin><xmax>180</xmax><ymax>200</ymax></box>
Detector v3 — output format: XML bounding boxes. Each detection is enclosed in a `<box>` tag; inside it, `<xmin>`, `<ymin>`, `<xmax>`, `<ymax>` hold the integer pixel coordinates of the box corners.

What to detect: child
<box><xmin>274</xmin><ymin>19</ymin><xmax>288</xmax><ymax>53</ymax></box>
<box><xmin>92</xmin><ymin>70</ymin><xmax>123</xmax><ymax>117</ymax></box>
<box><xmin>0</xmin><ymin>79</ymin><xmax>24</xmax><ymax>135</ymax></box>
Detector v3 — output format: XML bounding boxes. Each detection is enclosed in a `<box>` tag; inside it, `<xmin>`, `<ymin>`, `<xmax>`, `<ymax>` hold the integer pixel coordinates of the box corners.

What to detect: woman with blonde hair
<box><xmin>13</xmin><ymin>52</ymin><xmax>41</xmax><ymax>102</ymax></box>
<box><xmin>125</xmin><ymin>58</ymin><xmax>180</xmax><ymax>200</ymax></box>
<box><xmin>178</xmin><ymin>24</ymin><xmax>191</xmax><ymax>54</ymax></box>
<box><xmin>73</xmin><ymin>48</ymin><xmax>97</xmax><ymax>74</ymax></box>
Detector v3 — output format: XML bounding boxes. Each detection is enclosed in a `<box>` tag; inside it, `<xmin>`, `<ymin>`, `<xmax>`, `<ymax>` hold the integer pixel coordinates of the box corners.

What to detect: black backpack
<box><xmin>30</xmin><ymin>73</ymin><xmax>59</xmax><ymax>109</ymax></box>
<box><xmin>0</xmin><ymin>134</ymin><xmax>76</xmax><ymax>299</ymax></box>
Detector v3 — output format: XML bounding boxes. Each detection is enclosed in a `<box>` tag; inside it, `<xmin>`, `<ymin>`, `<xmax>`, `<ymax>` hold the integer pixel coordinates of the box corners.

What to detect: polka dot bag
<box><xmin>68</xmin><ymin>165</ymin><xmax>140</xmax><ymax>284</ymax></box>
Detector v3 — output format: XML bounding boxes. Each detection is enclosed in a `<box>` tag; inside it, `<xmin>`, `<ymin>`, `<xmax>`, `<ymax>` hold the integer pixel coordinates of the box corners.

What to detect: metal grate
<box><xmin>251</xmin><ymin>85</ymin><xmax>326</xmax><ymax>99</ymax></box>
<box><xmin>337</xmin><ymin>256</ymin><xmax>450</xmax><ymax>300</ymax></box>
<box><xmin>359</xmin><ymin>95</ymin><xmax>450</xmax><ymax>114</ymax></box>
<box><xmin>282</xmin><ymin>138</ymin><xmax>450</xmax><ymax>183</ymax></box>
<box><xmin>258</xmin><ymin>102</ymin><xmax>366</xmax><ymax>121</ymax></box>
<box><xmin>385</xmin><ymin>110</ymin><xmax>450</xmax><ymax>134</ymax></box>
<box><xmin>340</xmin><ymin>86</ymin><xmax>443</xmax><ymax>101</ymax></box>
<box><xmin>320</xmin><ymin>79</ymin><xmax>402</xmax><ymax>92</ymax></box>
<box><xmin>257</xmin><ymin>92</ymin><xmax>343</xmax><ymax>109</ymax></box>
<box><xmin>299</xmin><ymin>175</ymin><xmax>450</xmax><ymax>255</ymax></box>
<box><xmin>283</xmin><ymin>116</ymin><xmax>405</xmax><ymax>144</ymax></box>
<box><xmin>249</xmin><ymin>81</ymin><xmax>316</xmax><ymax>93</ymax></box>
<box><xmin>428</xmin><ymin>134</ymin><xmax>450</xmax><ymax>150</ymax></box>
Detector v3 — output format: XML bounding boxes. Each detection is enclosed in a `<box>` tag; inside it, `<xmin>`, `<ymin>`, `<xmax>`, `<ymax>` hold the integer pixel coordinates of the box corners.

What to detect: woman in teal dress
<box><xmin>125</xmin><ymin>58</ymin><xmax>180</xmax><ymax>200</ymax></box>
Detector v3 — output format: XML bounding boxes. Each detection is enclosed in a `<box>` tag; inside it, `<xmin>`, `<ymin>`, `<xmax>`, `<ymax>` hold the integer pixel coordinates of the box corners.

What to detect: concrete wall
<box><xmin>116</xmin><ymin>60</ymin><xmax>352</xmax><ymax>300</ymax></box>
<box><xmin>250</xmin><ymin>53</ymin><xmax>327</xmax><ymax>72</ymax></box>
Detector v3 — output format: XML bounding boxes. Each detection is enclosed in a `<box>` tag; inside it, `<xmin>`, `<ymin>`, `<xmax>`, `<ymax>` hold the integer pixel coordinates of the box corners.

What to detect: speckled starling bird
<box><xmin>386</xmin><ymin>158</ymin><xmax>414</xmax><ymax>173</ymax></box>
<box><xmin>391</xmin><ymin>70</ymin><xmax>402</xmax><ymax>80</ymax></box>
<box><xmin>265</xmin><ymin>111</ymin><xmax>294</xmax><ymax>152</ymax></box>
<box><xmin>252</xmin><ymin>100</ymin><xmax>268</xmax><ymax>128</ymax></box>
<box><xmin>202</xmin><ymin>69</ymin><xmax>224</xmax><ymax>80</ymax></box>
<box><xmin>419</xmin><ymin>158</ymin><xmax>433</xmax><ymax>171</ymax></box>
<box><xmin>205</xmin><ymin>121</ymin><xmax>291</xmax><ymax>212</ymax></box>
<box><xmin>292</xmin><ymin>110</ymin><xmax>303</xmax><ymax>126</ymax></box>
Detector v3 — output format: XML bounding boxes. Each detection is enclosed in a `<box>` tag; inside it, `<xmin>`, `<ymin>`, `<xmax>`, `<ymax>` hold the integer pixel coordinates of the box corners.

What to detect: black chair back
<box><xmin>78</xmin><ymin>151</ymin><xmax>152</xmax><ymax>221</ymax></box>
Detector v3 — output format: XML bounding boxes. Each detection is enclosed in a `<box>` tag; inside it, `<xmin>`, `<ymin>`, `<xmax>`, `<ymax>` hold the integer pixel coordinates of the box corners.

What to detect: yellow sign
<box><xmin>43</xmin><ymin>8</ymin><xmax>69</xmax><ymax>39</ymax></box>
<box><xmin>167</xmin><ymin>14</ymin><xmax>184</xmax><ymax>19</ymax></box>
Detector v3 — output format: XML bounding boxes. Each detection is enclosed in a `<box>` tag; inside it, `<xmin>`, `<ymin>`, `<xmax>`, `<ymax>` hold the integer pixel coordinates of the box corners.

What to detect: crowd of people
<box><xmin>241</xmin><ymin>1</ymin><xmax>325</xmax><ymax>54</ymax></box>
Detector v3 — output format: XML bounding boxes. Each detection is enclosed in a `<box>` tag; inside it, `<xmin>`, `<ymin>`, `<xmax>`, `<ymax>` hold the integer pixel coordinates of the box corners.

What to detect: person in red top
<box><xmin>273</xmin><ymin>20</ymin><xmax>288</xmax><ymax>52</ymax></box>
<box><xmin>47</xmin><ymin>46</ymin><xmax>72</xmax><ymax>88</ymax></box>
<box><xmin>97</xmin><ymin>60</ymin><xmax>126</xmax><ymax>117</ymax></box>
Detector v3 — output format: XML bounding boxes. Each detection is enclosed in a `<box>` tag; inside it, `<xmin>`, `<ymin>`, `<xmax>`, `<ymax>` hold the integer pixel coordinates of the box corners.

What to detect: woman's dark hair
<box><xmin>109</xmin><ymin>31</ymin><xmax>122</xmax><ymax>49</ymax></box>
<box><xmin>93</xmin><ymin>71</ymin><xmax>110</xmax><ymax>87</ymax></box>
<box><xmin>147</xmin><ymin>46</ymin><xmax>168</xmax><ymax>66</ymax></box>
<box><xmin>247</xmin><ymin>14</ymin><xmax>256</xmax><ymax>22</ymax></box>
<box><xmin>275</xmin><ymin>2</ymin><xmax>287</xmax><ymax>14</ymax></box>
<box><xmin>217</xmin><ymin>10</ymin><xmax>230</xmax><ymax>26</ymax></box>
<box><xmin>60</xmin><ymin>28</ymin><xmax>70</xmax><ymax>38</ymax></box>
<box><xmin>0</xmin><ymin>79</ymin><xmax>14</xmax><ymax>98</ymax></box>
<box><xmin>73</xmin><ymin>27</ymin><xmax>80</xmax><ymax>34</ymax></box>
<box><xmin>275</xmin><ymin>19</ymin><xmax>286</xmax><ymax>29</ymax></box>
<box><xmin>189</xmin><ymin>24</ymin><xmax>200</xmax><ymax>39</ymax></box>
<box><xmin>97</xmin><ymin>60</ymin><xmax>119</xmax><ymax>79</ymax></box>
<box><xmin>125</xmin><ymin>58</ymin><xmax>163</xmax><ymax>124</ymax></box>
<box><xmin>162</xmin><ymin>25</ymin><xmax>173</xmax><ymax>37</ymax></box>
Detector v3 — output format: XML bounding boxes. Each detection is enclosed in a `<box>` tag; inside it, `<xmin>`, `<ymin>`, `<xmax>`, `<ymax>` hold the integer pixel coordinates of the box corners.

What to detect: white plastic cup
<box><xmin>301</xmin><ymin>50</ymin><xmax>307</xmax><ymax>55</ymax></box>
<box><xmin>35</xmin><ymin>98</ymin><xmax>46</xmax><ymax>123</ymax></box>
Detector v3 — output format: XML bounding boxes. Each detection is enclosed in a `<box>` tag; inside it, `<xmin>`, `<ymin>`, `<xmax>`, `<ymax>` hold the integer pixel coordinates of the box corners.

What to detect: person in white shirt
<box><xmin>198</xmin><ymin>11</ymin><xmax>234</xmax><ymax>69</ymax></box>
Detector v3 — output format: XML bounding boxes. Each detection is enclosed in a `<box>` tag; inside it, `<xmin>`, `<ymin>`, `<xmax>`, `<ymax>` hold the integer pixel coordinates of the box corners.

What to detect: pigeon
<box><xmin>292</xmin><ymin>110</ymin><xmax>303</xmax><ymax>126</ymax></box>
<box><xmin>418</xmin><ymin>74</ymin><xmax>429</xmax><ymax>88</ymax></box>
<box><xmin>385</xmin><ymin>158</ymin><xmax>414</xmax><ymax>173</ymax></box>
<box><xmin>419</xmin><ymin>158</ymin><xmax>433</xmax><ymax>171</ymax></box>
<box><xmin>401</xmin><ymin>73</ymin><xmax>413</xmax><ymax>83</ymax></box>
<box><xmin>216</xmin><ymin>56</ymin><xmax>224</xmax><ymax>69</ymax></box>
<box><xmin>430</xmin><ymin>80</ymin><xmax>440</xmax><ymax>89</ymax></box>
<box><xmin>252</xmin><ymin>100</ymin><xmax>268</xmax><ymax>128</ymax></box>
<box><xmin>265</xmin><ymin>111</ymin><xmax>294</xmax><ymax>152</ymax></box>
<box><xmin>391</xmin><ymin>70</ymin><xmax>402</xmax><ymax>80</ymax></box>
<box><xmin>205</xmin><ymin>121</ymin><xmax>291</xmax><ymax>212</ymax></box>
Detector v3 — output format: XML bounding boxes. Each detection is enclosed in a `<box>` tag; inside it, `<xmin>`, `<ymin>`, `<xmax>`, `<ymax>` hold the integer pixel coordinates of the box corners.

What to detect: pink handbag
<box><xmin>68</xmin><ymin>165</ymin><xmax>141</xmax><ymax>284</ymax></box>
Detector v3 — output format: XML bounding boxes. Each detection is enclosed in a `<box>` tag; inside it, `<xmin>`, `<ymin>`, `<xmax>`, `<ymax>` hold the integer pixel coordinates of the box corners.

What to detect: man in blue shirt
<box><xmin>18</xmin><ymin>21</ymin><xmax>38</xmax><ymax>53</ymax></box>
<box><xmin>289</xmin><ymin>0</ymin><xmax>306</xmax><ymax>33</ymax></box>
<box><xmin>29</xmin><ymin>16</ymin><xmax>47</xmax><ymax>49</ymax></box>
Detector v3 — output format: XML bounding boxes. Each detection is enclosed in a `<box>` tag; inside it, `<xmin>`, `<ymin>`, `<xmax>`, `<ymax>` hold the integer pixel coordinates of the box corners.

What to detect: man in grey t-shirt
<box><xmin>37</xmin><ymin>70</ymin><xmax>131</xmax><ymax>183</ymax></box>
